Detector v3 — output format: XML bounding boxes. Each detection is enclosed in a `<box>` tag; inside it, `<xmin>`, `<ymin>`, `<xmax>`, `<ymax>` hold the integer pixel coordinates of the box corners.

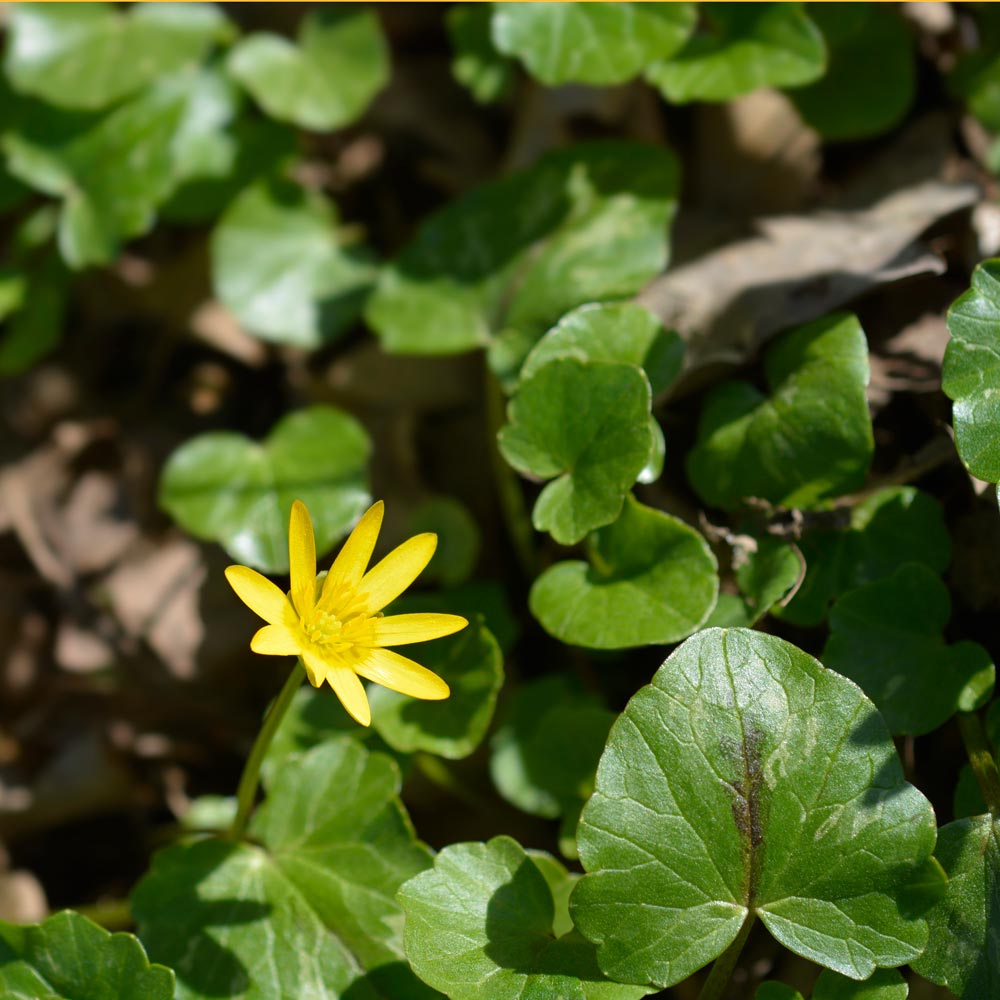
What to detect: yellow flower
<box><xmin>224</xmin><ymin>499</ymin><xmax>467</xmax><ymax>726</ymax></box>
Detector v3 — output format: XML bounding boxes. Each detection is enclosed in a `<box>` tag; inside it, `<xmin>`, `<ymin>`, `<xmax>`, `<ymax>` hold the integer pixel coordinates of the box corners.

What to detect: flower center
<box><xmin>301</xmin><ymin>609</ymin><xmax>352</xmax><ymax>649</ymax></box>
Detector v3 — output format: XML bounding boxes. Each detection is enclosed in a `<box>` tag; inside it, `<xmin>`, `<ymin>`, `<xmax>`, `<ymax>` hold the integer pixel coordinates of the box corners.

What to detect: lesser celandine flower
<box><xmin>225</xmin><ymin>499</ymin><xmax>467</xmax><ymax>726</ymax></box>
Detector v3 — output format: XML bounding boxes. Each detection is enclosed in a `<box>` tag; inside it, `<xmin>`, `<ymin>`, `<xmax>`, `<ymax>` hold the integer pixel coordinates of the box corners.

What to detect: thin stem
<box><xmin>958</xmin><ymin>710</ymin><xmax>1000</xmax><ymax>816</ymax></box>
<box><xmin>697</xmin><ymin>914</ymin><xmax>756</xmax><ymax>1000</ymax></box>
<box><xmin>229</xmin><ymin>660</ymin><xmax>305</xmax><ymax>841</ymax></box>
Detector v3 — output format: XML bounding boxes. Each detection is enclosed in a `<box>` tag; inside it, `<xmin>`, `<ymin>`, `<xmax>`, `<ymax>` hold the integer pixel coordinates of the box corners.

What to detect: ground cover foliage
<box><xmin>2</xmin><ymin>3</ymin><xmax>1000</xmax><ymax>999</ymax></box>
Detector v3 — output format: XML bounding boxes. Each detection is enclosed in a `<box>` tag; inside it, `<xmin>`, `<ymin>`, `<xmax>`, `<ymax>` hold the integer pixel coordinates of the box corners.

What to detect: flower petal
<box><xmin>303</xmin><ymin>650</ymin><xmax>371</xmax><ymax>725</ymax></box>
<box><xmin>357</xmin><ymin>533</ymin><xmax>437</xmax><ymax>614</ymax></box>
<box><xmin>288</xmin><ymin>500</ymin><xmax>316</xmax><ymax>617</ymax></box>
<box><xmin>250</xmin><ymin>624</ymin><xmax>301</xmax><ymax>656</ymax></box>
<box><xmin>372</xmin><ymin>613</ymin><xmax>468</xmax><ymax>646</ymax></box>
<box><xmin>225</xmin><ymin>565</ymin><xmax>297</xmax><ymax>626</ymax></box>
<box><xmin>353</xmin><ymin>646</ymin><xmax>449</xmax><ymax>700</ymax></box>
<box><xmin>319</xmin><ymin>500</ymin><xmax>384</xmax><ymax>609</ymax></box>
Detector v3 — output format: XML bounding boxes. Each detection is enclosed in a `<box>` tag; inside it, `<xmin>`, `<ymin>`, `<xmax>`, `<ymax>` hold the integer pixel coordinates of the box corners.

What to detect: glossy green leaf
<box><xmin>0</xmin><ymin>909</ymin><xmax>174</xmax><ymax>999</ymax></box>
<box><xmin>530</xmin><ymin>495</ymin><xmax>718</xmax><ymax>648</ymax></box>
<box><xmin>686</xmin><ymin>313</ymin><xmax>873</xmax><ymax>511</ymax></box>
<box><xmin>492</xmin><ymin>2</ymin><xmax>696</xmax><ymax>86</ymax></box>
<box><xmin>134</xmin><ymin>739</ymin><xmax>436</xmax><ymax>1000</ymax></box>
<box><xmin>571</xmin><ymin>627</ymin><xmax>937</xmax><ymax>987</ymax></box>
<box><xmin>812</xmin><ymin>969</ymin><xmax>907</xmax><ymax>1000</ymax></box>
<box><xmin>912</xmin><ymin>815</ymin><xmax>1000</xmax><ymax>998</ymax></box>
<box><xmin>942</xmin><ymin>258</ymin><xmax>1000</xmax><ymax>482</ymax></box>
<box><xmin>790</xmin><ymin>4</ymin><xmax>914</xmax><ymax>141</ymax></box>
<box><xmin>447</xmin><ymin>4</ymin><xmax>515</xmax><ymax>104</ymax></box>
<box><xmin>646</xmin><ymin>3</ymin><xmax>826</xmax><ymax>103</ymax></box>
<box><xmin>398</xmin><ymin>836</ymin><xmax>651</xmax><ymax>1000</ymax></box>
<box><xmin>823</xmin><ymin>564</ymin><xmax>995</xmax><ymax>735</ymax></box>
<box><xmin>366</xmin><ymin>141</ymin><xmax>678</xmax><ymax>357</ymax></box>
<box><xmin>520</xmin><ymin>302</ymin><xmax>684</xmax><ymax>396</ymax></box>
<box><xmin>159</xmin><ymin>405</ymin><xmax>370</xmax><ymax>573</ymax></box>
<box><xmin>405</xmin><ymin>496</ymin><xmax>481</xmax><ymax>587</ymax></box>
<box><xmin>369</xmin><ymin>620</ymin><xmax>504</xmax><ymax>759</ymax></box>
<box><xmin>490</xmin><ymin>676</ymin><xmax>615</xmax><ymax>820</ymax></box>
<box><xmin>3</xmin><ymin>85</ymin><xmax>186</xmax><ymax>269</ymax></box>
<box><xmin>733</xmin><ymin>537</ymin><xmax>802</xmax><ymax>625</ymax></box>
<box><xmin>5</xmin><ymin>2</ymin><xmax>228</xmax><ymax>110</ymax></box>
<box><xmin>227</xmin><ymin>6</ymin><xmax>389</xmax><ymax>132</ymax></box>
<box><xmin>211</xmin><ymin>176</ymin><xmax>375</xmax><ymax>348</ymax></box>
<box><xmin>778</xmin><ymin>487</ymin><xmax>950</xmax><ymax>626</ymax></box>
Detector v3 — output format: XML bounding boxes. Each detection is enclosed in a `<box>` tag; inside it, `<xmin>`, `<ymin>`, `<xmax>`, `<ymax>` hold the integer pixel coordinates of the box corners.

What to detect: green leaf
<box><xmin>498</xmin><ymin>360</ymin><xmax>652</xmax><ymax>545</ymax></box>
<box><xmin>733</xmin><ymin>537</ymin><xmax>802</xmax><ymax>625</ymax></box>
<box><xmin>942</xmin><ymin>258</ymin><xmax>1000</xmax><ymax>482</ymax></box>
<box><xmin>369</xmin><ymin>620</ymin><xmax>504</xmax><ymax>759</ymax></box>
<box><xmin>571</xmin><ymin>627</ymin><xmax>937</xmax><ymax>987</ymax></box>
<box><xmin>529</xmin><ymin>495</ymin><xmax>718</xmax><ymax>649</ymax></box>
<box><xmin>404</xmin><ymin>496</ymin><xmax>481</xmax><ymax>587</ymax></box>
<box><xmin>686</xmin><ymin>313</ymin><xmax>873</xmax><ymax>511</ymax></box>
<box><xmin>134</xmin><ymin>739</ymin><xmax>437</xmax><ymax>1000</ymax></box>
<box><xmin>398</xmin><ymin>836</ymin><xmax>651</xmax><ymax>1000</ymax></box>
<box><xmin>812</xmin><ymin>968</ymin><xmax>907</xmax><ymax>1000</ymax></box>
<box><xmin>490</xmin><ymin>676</ymin><xmax>615</xmax><ymax>820</ymax></box>
<box><xmin>0</xmin><ymin>910</ymin><xmax>174</xmax><ymax>999</ymax></box>
<box><xmin>5</xmin><ymin>2</ymin><xmax>228</xmax><ymax>110</ymax></box>
<box><xmin>912</xmin><ymin>815</ymin><xmax>1000</xmax><ymax>998</ymax></box>
<box><xmin>447</xmin><ymin>4</ymin><xmax>515</xmax><ymax>104</ymax></box>
<box><xmin>756</xmin><ymin>984</ymin><xmax>805</xmax><ymax>1000</ymax></box>
<box><xmin>953</xmin><ymin>764</ymin><xmax>988</xmax><ymax>820</ymax></box>
<box><xmin>227</xmin><ymin>6</ymin><xmax>389</xmax><ymax>131</ymax></box>
<box><xmin>158</xmin><ymin>405</ymin><xmax>371</xmax><ymax>573</ymax></box>
<box><xmin>366</xmin><ymin>141</ymin><xmax>678</xmax><ymax>357</ymax></box>
<box><xmin>823</xmin><ymin>564</ymin><xmax>995</xmax><ymax>735</ymax></box>
<box><xmin>646</xmin><ymin>2</ymin><xmax>826</xmax><ymax>103</ymax></box>
<box><xmin>777</xmin><ymin>487</ymin><xmax>950</xmax><ymax>627</ymax></box>
<box><xmin>211</xmin><ymin>176</ymin><xmax>375</xmax><ymax>348</ymax></box>
<box><xmin>0</xmin><ymin>253</ymin><xmax>70</xmax><ymax>376</ymax></box>
<box><xmin>520</xmin><ymin>301</ymin><xmax>684</xmax><ymax>397</ymax></box>
<box><xmin>3</xmin><ymin>84</ymin><xmax>187</xmax><ymax>269</ymax></box>
<box><xmin>949</xmin><ymin>7</ymin><xmax>1000</xmax><ymax>132</ymax></box>
<box><xmin>492</xmin><ymin>2</ymin><xmax>696</xmax><ymax>86</ymax></box>
<box><xmin>790</xmin><ymin>4</ymin><xmax>914</xmax><ymax>141</ymax></box>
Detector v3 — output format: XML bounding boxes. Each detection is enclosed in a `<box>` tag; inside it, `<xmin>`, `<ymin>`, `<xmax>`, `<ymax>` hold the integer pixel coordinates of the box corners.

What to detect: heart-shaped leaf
<box><xmin>942</xmin><ymin>258</ymin><xmax>1000</xmax><ymax>484</ymax></box>
<box><xmin>571</xmin><ymin>628</ymin><xmax>937</xmax><ymax>987</ymax></box>
<box><xmin>398</xmin><ymin>836</ymin><xmax>652</xmax><ymax>1000</ymax></box>
<box><xmin>823</xmin><ymin>564</ymin><xmax>995</xmax><ymax>735</ymax></box>
<box><xmin>646</xmin><ymin>3</ymin><xmax>825</xmax><ymax>103</ymax></box>
<box><xmin>686</xmin><ymin>313</ymin><xmax>873</xmax><ymax>511</ymax></box>
<box><xmin>159</xmin><ymin>405</ymin><xmax>371</xmax><ymax>573</ymax></box>
<box><xmin>211</xmin><ymin>176</ymin><xmax>375</xmax><ymax>348</ymax></box>
<box><xmin>447</xmin><ymin>4</ymin><xmax>515</xmax><ymax>104</ymax></box>
<box><xmin>912</xmin><ymin>814</ymin><xmax>1000</xmax><ymax>998</ymax></box>
<box><xmin>366</xmin><ymin>141</ymin><xmax>678</xmax><ymax>358</ymax></box>
<box><xmin>498</xmin><ymin>360</ymin><xmax>652</xmax><ymax>545</ymax></box>
<box><xmin>0</xmin><ymin>910</ymin><xmax>174</xmax><ymax>999</ymax></box>
<box><xmin>492</xmin><ymin>2</ymin><xmax>696</xmax><ymax>86</ymax></box>
<box><xmin>227</xmin><ymin>6</ymin><xmax>389</xmax><ymax>131</ymax></box>
<box><xmin>134</xmin><ymin>739</ymin><xmax>437</xmax><ymax>1000</ymax></box>
<box><xmin>5</xmin><ymin>2</ymin><xmax>228</xmax><ymax>110</ymax></box>
<box><xmin>529</xmin><ymin>495</ymin><xmax>718</xmax><ymax>648</ymax></box>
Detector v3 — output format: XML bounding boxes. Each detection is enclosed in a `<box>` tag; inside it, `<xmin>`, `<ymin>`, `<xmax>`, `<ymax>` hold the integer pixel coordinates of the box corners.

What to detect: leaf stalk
<box><xmin>696</xmin><ymin>913</ymin><xmax>755</xmax><ymax>1000</ymax></box>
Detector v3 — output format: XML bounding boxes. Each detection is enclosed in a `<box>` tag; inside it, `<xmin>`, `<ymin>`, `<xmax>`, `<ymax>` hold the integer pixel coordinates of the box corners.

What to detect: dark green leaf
<box><xmin>492</xmin><ymin>2</ymin><xmax>696</xmax><ymax>85</ymax></box>
<box><xmin>823</xmin><ymin>564</ymin><xmax>995</xmax><ymax>735</ymax></box>
<box><xmin>366</xmin><ymin>142</ymin><xmax>678</xmax><ymax>358</ymax></box>
<box><xmin>0</xmin><ymin>910</ymin><xmax>174</xmax><ymax>999</ymax></box>
<box><xmin>529</xmin><ymin>495</ymin><xmax>718</xmax><ymax>648</ymax></box>
<box><xmin>447</xmin><ymin>4</ymin><xmax>515</xmax><ymax>104</ymax></box>
<box><xmin>756</xmin><ymin>984</ymin><xmax>805</xmax><ymax>1000</ymax></box>
<box><xmin>0</xmin><ymin>253</ymin><xmax>69</xmax><ymax>375</ymax></box>
<box><xmin>812</xmin><ymin>968</ymin><xmax>907</xmax><ymax>999</ymax></box>
<box><xmin>398</xmin><ymin>836</ymin><xmax>651</xmax><ymax>1000</ymax></box>
<box><xmin>949</xmin><ymin>7</ymin><xmax>1000</xmax><ymax>132</ymax></box>
<box><xmin>686</xmin><ymin>313</ymin><xmax>873</xmax><ymax>511</ymax></box>
<box><xmin>158</xmin><ymin>405</ymin><xmax>371</xmax><ymax>573</ymax></box>
<box><xmin>227</xmin><ymin>6</ymin><xmax>389</xmax><ymax>131</ymax></box>
<box><xmin>571</xmin><ymin>628</ymin><xmax>937</xmax><ymax>986</ymax></box>
<box><xmin>734</xmin><ymin>537</ymin><xmax>803</xmax><ymax>625</ymax></box>
<box><xmin>211</xmin><ymin>176</ymin><xmax>375</xmax><ymax>348</ymax></box>
<box><xmin>404</xmin><ymin>496</ymin><xmax>481</xmax><ymax>587</ymax></box>
<box><xmin>953</xmin><ymin>764</ymin><xmax>988</xmax><ymax>821</ymax></box>
<box><xmin>646</xmin><ymin>3</ymin><xmax>825</xmax><ymax>103</ymax></box>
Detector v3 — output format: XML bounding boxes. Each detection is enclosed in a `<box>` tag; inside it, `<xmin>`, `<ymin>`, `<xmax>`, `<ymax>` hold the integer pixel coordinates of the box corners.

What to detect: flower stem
<box><xmin>697</xmin><ymin>913</ymin><xmax>755</xmax><ymax>1000</ymax></box>
<box><xmin>229</xmin><ymin>660</ymin><xmax>305</xmax><ymax>841</ymax></box>
<box><xmin>958</xmin><ymin>710</ymin><xmax>1000</xmax><ymax>816</ymax></box>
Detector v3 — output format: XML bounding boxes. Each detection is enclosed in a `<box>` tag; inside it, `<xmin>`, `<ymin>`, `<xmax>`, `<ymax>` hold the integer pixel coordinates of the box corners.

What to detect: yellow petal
<box><xmin>303</xmin><ymin>650</ymin><xmax>371</xmax><ymax>725</ymax></box>
<box><xmin>353</xmin><ymin>646</ymin><xmax>449</xmax><ymax>700</ymax></box>
<box><xmin>357</xmin><ymin>533</ymin><xmax>437</xmax><ymax>614</ymax></box>
<box><xmin>250</xmin><ymin>624</ymin><xmax>301</xmax><ymax>656</ymax></box>
<box><xmin>288</xmin><ymin>500</ymin><xmax>317</xmax><ymax>617</ymax></box>
<box><xmin>319</xmin><ymin>501</ymin><xmax>384</xmax><ymax>609</ymax></box>
<box><xmin>372</xmin><ymin>613</ymin><xmax>468</xmax><ymax>646</ymax></box>
<box><xmin>225</xmin><ymin>565</ymin><xmax>298</xmax><ymax>626</ymax></box>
